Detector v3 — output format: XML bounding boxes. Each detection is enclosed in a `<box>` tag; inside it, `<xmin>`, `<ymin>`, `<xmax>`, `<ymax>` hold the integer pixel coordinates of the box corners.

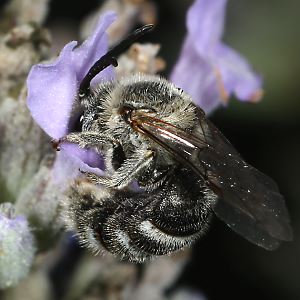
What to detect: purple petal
<box><xmin>215</xmin><ymin>43</ymin><xmax>263</xmax><ymax>101</ymax></box>
<box><xmin>27</xmin><ymin>12</ymin><xmax>117</xmax><ymax>140</ymax></box>
<box><xmin>170</xmin><ymin>0</ymin><xmax>263</xmax><ymax>113</ymax></box>
<box><xmin>73</xmin><ymin>11</ymin><xmax>117</xmax><ymax>85</ymax></box>
<box><xmin>27</xmin><ymin>42</ymin><xmax>78</xmax><ymax>139</ymax></box>
<box><xmin>52</xmin><ymin>143</ymin><xmax>105</xmax><ymax>186</ymax></box>
<box><xmin>187</xmin><ymin>0</ymin><xmax>227</xmax><ymax>55</ymax></box>
<box><xmin>170</xmin><ymin>37</ymin><xmax>221</xmax><ymax>113</ymax></box>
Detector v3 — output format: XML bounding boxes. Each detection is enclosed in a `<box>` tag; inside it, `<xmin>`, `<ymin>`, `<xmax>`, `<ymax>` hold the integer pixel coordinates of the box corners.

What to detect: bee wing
<box><xmin>133</xmin><ymin>110</ymin><xmax>293</xmax><ymax>250</ymax></box>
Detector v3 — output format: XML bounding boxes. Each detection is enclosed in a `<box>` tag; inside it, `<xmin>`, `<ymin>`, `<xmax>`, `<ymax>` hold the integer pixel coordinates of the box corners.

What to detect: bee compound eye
<box><xmin>119</xmin><ymin>105</ymin><xmax>134</xmax><ymax>124</ymax></box>
<box><xmin>69</xmin><ymin>111</ymin><xmax>84</xmax><ymax>133</ymax></box>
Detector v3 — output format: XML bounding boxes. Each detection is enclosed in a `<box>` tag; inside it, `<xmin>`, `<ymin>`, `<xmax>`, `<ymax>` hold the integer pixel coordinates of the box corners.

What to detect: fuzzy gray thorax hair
<box><xmin>81</xmin><ymin>74</ymin><xmax>197</xmax><ymax>155</ymax></box>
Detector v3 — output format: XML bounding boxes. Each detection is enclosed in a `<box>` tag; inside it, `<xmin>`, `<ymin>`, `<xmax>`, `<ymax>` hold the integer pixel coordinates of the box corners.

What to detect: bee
<box><xmin>61</xmin><ymin>25</ymin><xmax>293</xmax><ymax>263</ymax></box>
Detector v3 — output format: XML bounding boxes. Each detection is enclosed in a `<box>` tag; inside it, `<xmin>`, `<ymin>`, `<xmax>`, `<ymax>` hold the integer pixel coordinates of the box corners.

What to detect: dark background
<box><xmin>30</xmin><ymin>0</ymin><xmax>300</xmax><ymax>299</ymax></box>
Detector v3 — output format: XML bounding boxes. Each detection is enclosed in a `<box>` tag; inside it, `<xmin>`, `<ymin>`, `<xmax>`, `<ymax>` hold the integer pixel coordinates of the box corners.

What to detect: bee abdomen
<box><xmin>99</xmin><ymin>213</ymin><xmax>153</xmax><ymax>262</ymax></box>
<box><xmin>125</xmin><ymin>188</ymin><xmax>212</xmax><ymax>256</ymax></box>
<box><xmin>151</xmin><ymin>201</ymin><xmax>209</xmax><ymax>236</ymax></box>
<box><xmin>62</xmin><ymin>177</ymin><xmax>213</xmax><ymax>262</ymax></box>
<box><xmin>127</xmin><ymin>218</ymin><xmax>201</xmax><ymax>256</ymax></box>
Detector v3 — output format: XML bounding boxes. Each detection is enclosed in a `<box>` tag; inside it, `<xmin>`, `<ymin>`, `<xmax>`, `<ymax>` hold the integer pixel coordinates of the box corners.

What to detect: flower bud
<box><xmin>0</xmin><ymin>203</ymin><xmax>36</xmax><ymax>289</ymax></box>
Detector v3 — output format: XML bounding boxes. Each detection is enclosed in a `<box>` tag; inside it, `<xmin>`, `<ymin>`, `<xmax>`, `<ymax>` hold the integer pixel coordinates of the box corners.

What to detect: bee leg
<box><xmin>84</xmin><ymin>149</ymin><xmax>155</xmax><ymax>189</ymax></box>
<box><xmin>60</xmin><ymin>132</ymin><xmax>118</xmax><ymax>148</ymax></box>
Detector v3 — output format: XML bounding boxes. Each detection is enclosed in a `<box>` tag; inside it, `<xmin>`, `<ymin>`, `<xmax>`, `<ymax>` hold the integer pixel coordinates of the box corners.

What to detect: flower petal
<box><xmin>171</xmin><ymin>0</ymin><xmax>263</xmax><ymax>113</ymax></box>
<box><xmin>215</xmin><ymin>43</ymin><xmax>263</xmax><ymax>101</ymax></box>
<box><xmin>27</xmin><ymin>12</ymin><xmax>117</xmax><ymax>140</ymax></box>
<box><xmin>52</xmin><ymin>143</ymin><xmax>105</xmax><ymax>186</ymax></box>
<box><xmin>27</xmin><ymin>13</ymin><xmax>118</xmax><ymax>188</ymax></box>
<box><xmin>170</xmin><ymin>37</ymin><xmax>220</xmax><ymax>113</ymax></box>
<box><xmin>73</xmin><ymin>11</ymin><xmax>117</xmax><ymax>85</ymax></box>
<box><xmin>187</xmin><ymin>0</ymin><xmax>227</xmax><ymax>55</ymax></box>
<box><xmin>27</xmin><ymin>41</ymin><xmax>78</xmax><ymax>139</ymax></box>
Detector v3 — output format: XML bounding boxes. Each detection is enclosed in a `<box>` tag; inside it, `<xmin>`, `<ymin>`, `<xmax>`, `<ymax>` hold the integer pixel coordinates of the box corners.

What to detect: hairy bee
<box><xmin>61</xmin><ymin>25</ymin><xmax>292</xmax><ymax>263</ymax></box>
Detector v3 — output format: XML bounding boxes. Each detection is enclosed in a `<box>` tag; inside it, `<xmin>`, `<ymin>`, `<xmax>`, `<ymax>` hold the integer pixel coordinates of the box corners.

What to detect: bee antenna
<box><xmin>78</xmin><ymin>24</ymin><xmax>155</xmax><ymax>99</ymax></box>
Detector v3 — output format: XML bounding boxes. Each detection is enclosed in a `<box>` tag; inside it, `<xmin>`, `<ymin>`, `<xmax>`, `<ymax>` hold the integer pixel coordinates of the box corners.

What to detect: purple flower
<box><xmin>170</xmin><ymin>0</ymin><xmax>263</xmax><ymax>114</ymax></box>
<box><xmin>27</xmin><ymin>12</ymin><xmax>117</xmax><ymax>180</ymax></box>
<box><xmin>0</xmin><ymin>203</ymin><xmax>36</xmax><ymax>289</ymax></box>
